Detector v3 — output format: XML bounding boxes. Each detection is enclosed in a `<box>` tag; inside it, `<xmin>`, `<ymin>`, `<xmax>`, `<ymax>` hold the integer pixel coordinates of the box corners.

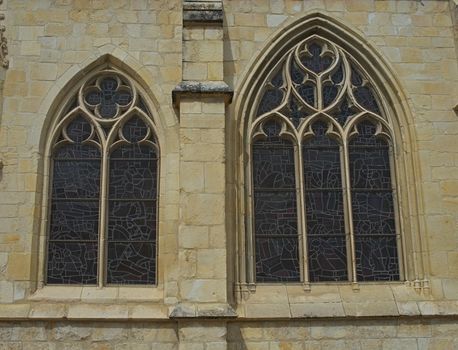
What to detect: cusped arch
<box><xmin>33</xmin><ymin>53</ymin><xmax>168</xmax><ymax>289</ymax></box>
<box><xmin>233</xmin><ymin>12</ymin><xmax>428</xmax><ymax>290</ymax></box>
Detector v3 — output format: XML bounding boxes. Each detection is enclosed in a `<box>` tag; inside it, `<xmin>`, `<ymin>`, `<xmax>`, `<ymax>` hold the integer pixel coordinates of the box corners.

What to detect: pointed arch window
<box><xmin>249</xmin><ymin>35</ymin><xmax>402</xmax><ymax>284</ymax></box>
<box><xmin>46</xmin><ymin>69</ymin><xmax>159</xmax><ymax>285</ymax></box>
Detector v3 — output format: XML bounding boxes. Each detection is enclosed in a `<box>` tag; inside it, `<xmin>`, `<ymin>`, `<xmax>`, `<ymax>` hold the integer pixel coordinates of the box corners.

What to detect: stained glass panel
<box><xmin>301</xmin><ymin>43</ymin><xmax>333</xmax><ymax>74</ymax></box>
<box><xmin>85</xmin><ymin>77</ymin><xmax>132</xmax><ymax>118</ymax></box>
<box><xmin>308</xmin><ymin>236</ymin><xmax>347</xmax><ymax>281</ymax></box>
<box><xmin>253</xmin><ymin>120</ymin><xmax>300</xmax><ymax>282</ymax></box>
<box><xmin>48</xmin><ymin>116</ymin><xmax>100</xmax><ymax>285</ymax></box>
<box><xmin>47</xmin><ymin>242</ymin><xmax>98</xmax><ymax>284</ymax></box>
<box><xmin>303</xmin><ymin>122</ymin><xmax>347</xmax><ymax>281</ymax></box>
<box><xmin>107</xmin><ymin>242</ymin><xmax>156</xmax><ymax>284</ymax></box>
<box><xmin>350</xmin><ymin>121</ymin><xmax>399</xmax><ymax>281</ymax></box>
<box><xmin>49</xmin><ymin>201</ymin><xmax>99</xmax><ymax>241</ymax></box>
<box><xmin>255</xmin><ymin>237</ymin><xmax>300</xmax><ymax>282</ymax></box>
<box><xmin>107</xmin><ymin>120</ymin><xmax>157</xmax><ymax>285</ymax></box>
<box><xmin>355</xmin><ymin>236</ymin><xmax>399</xmax><ymax>281</ymax></box>
<box><xmin>257</xmin><ymin>70</ymin><xmax>284</xmax><ymax>116</ymax></box>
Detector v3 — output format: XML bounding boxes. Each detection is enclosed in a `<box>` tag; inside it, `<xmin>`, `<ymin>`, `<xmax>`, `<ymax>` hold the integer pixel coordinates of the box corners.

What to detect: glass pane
<box><xmin>49</xmin><ymin>201</ymin><xmax>99</xmax><ymax>241</ymax></box>
<box><xmin>108</xmin><ymin>200</ymin><xmax>156</xmax><ymax>241</ymax></box>
<box><xmin>355</xmin><ymin>236</ymin><xmax>399</xmax><ymax>281</ymax></box>
<box><xmin>107</xmin><ymin>242</ymin><xmax>156</xmax><ymax>284</ymax></box>
<box><xmin>308</xmin><ymin>236</ymin><xmax>347</xmax><ymax>282</ymax></box>
<box><xmin>252</xmin><ymin>121</ymin><xmax>299</xmax><ymax>282</ymax></box>
<box><xmin>122</xmin><ymin>116</ymin><xmax>148</xmax><ymax>143</ymax></box>
<box><xmin>54</xmin><ymin>144</ymin><xmax>101</xmax><ymax>159</ymax></box>
<box><xmin>111</xmin><ymin>144</ymin><xmax>157</xmax><ymax>159</ymax></box>
<box><xmin>255</xmin><ymin>237</ymin><xmax>300</xmax><ymax>282</ymax></box>
<box><xmin>257</xmin><ymin>70</ymin><xmax>284</xmax><ymax>116</ymax></box>
<box><xmin>301</xmin><ymin>43</ymin><xmax>333</xmax><ymax>74</ymax></box>
<box><xmin>107</xmin><ymin>141</ymin><xmax>157</xmax><ymax>285</ymax></box>
<box><xmin>66</xmin><ymin>116</ymin><xmax>92</xmax><ymax>142</ymax></box>
<box><xmin>254</xmin><ymin>191</ymin><xmax>298</xmax><ymax>236</ymax></box>
<box><xmin>305</xmin><ymin>191</ymin><xmax>344</xmax><ymax>236</ymax></box>
<box><xmin>303</xmin><ymin>122</ymin><xmax>347</xmax><ymax>282</ymax></box>
<box><xmin>350</xmin><ymin>121</ymin><xmax>399</xmax><ymax>280</ymax></box>
<box><xmin>109</xmin><ymin>159</ymin><xmax>157</xmax><ymax>199</ymax></box>
<box><xmin>52</xmin><ymin>160</ymin><xmax>100</xmax><ymax>199</ymax></box>
<box><xmin>47</xmin><ymin>242</ymin><xmax>98</xmax><ymax>284</ymax></box>
<box><xmin>350</xmin><ymin>147</ymin><xmax>391</xmax><ymax>190</ymax></box>
<box><xmin>252</xmin><ymin>144</ymin><xmax>295</xmax><ymax>189</ymax></box>
<box><xmin>351</xmin><ymin>192</ymin><xmax>396</xmax><ymax>236</ymax></box>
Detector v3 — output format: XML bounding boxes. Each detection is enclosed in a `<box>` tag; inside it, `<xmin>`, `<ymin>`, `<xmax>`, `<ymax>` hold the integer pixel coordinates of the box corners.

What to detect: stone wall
<box><xmin>0</xmin><ymin>0</ymin><xmax>457</xmax><ymax>348</ymax></box>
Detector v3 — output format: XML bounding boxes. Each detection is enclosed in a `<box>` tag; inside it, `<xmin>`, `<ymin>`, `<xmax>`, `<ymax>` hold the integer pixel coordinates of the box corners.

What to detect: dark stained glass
<box><xmin>281</xmin><ymin>95</ymin><xmax>308</xmax><ymax>127</ymax></box>
<box><xmin>253</xmin><ymin>120</ymin><xmax>300</xmax><ymax>282</ymax></box>
<box><xmin>257</xmin><ymin>70</ymin><xmax>285</xmax><ymax>116</ymax></box>
<box><xmin>108</xmin><ymin>201</ymin><xmax>156</xmax><ymax>241</ymax></box>
<box><xmin>107</xmin><ymin>242</ymin><xmax>155</xmax><ymax>284</ymax></box>
<box><xmin>107</xmin><ymin>118</ymin><xmax>157</xmax><ymax>285</ymax></box>
<box><xmin>350</xmin><ymin>65</ymin><xmax>381</xmax><ymax>114</ymax></box>
<box><xmin>297</xmin><ymin>83</ymin><xmax>315</xmax><ymax>107</ymax></box>
<box><xmin>52</xmin><ymin>161</ymin><xmax>100</xmax><ymax>199</ymax></box>
<box><xmin>355</xmin><ymin>236</ymin><xmax>399</xmax><ymax>281</ymax></box>
<box><xmin>303</xmin><ymin>122</ymin><xmax>347</xmax><ymax>281</ymax></box>
<box><xmin>85</xmin><ymin>77</ymin><xmax>132</xmax><ymax>118</ymax></box>
<box><xmin>349</xmin><ymin>121</ymin><xmax>399</xmax><ymax>281</ymax></box>
<box><xmin>255</xmin><ymin>237</ymin><xmax>300</xmax><ymax>282</ymax></box>
<box><xmin>308</xmin><ymin>236</ymin><xmax>347</xmax><ymax>282</ymax></box>
<box><xmin>301</xmin><ymin>43</ymin><xmax>333</xmax><ymax>74</ymax></box>
<box><xmin>47</xmin><ymin>242</ymin><xmax>98</xmax><ymax>284</ymax></box>
<box><xmin>49</xmin><ymin>201</ymin><xmax>99</xmax><ymax>241</ymax></box>
<box><xmin>66</xmin><ymin>116</ymin><xmax>92</xmax><ymax>142</ymax></box>
<box><xmin>331</xmin><ymin>98</ymin><xmax>357</xmax><ymax>126</ymax></box>
<box><xmin>122</xmin><ymin>116</ymin><xmax>149</xmax><ymax>142</ymax></box>
<box><xmin>47</xmin><ymin>116</ymin><xmax>100</xmax><ymax>285</ymax></box>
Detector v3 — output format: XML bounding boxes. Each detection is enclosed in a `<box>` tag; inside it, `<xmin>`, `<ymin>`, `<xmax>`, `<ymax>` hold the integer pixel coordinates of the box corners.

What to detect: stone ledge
<box><xmin>183</xmin><ymin>1</ymin><xmax>223</xmax><ymax>25</ymax></box>
<box><xmin>169</xmin><ymin>303</ymin><xmax>237</xmax><ymax>319</ymax></box>
<box><xmin>172</xmin><ymin>81</ymin><xmax>233</xmax><ymax>108</ymax></box>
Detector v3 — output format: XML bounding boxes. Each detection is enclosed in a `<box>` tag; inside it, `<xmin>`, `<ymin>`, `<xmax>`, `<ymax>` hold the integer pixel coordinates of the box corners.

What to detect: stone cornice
<box><xmin>183</xmin><ymin>0</ymin><xmax>223</xmax><ymax>25</ymax></box>
<box><xmin>172</xmin><ymin>81</ymin><xmax>234</xmax><ymax>107</ymax></box>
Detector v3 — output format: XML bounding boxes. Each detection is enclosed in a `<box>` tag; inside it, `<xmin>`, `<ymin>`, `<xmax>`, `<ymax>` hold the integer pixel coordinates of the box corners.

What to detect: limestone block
<box><xmin>197</xmin><ymin>249</ymin><xmax>226</xmax><ymax>278</ymax></box>
<box><xmin>67</xmin><ymin>304</ymin><xmax>128</xmax><ymax>319</ymax></box>
<box><xmin>183</xmin><ymin>41</ymin><xmax>223</xmax><ymax>63</ymax></box>
<box><xmin>343</xmin><ymin>301</ymin><xmax>399</xmax><ymax>317</ymax></box>
<box><xmin>180</xmin><ymin>279</ymin><xmax>226</xmax><ymax>302</ymax></box>
<box><xmin>179</xmin><ymin>321</ymin><xmax>227</xmax><ymax>342</ymax></box>
<box><xmin>244</xmin><ymin>304</ymin><xmax>290</xmax><ymax>318</ymax></box>
<box><xmin>182</xmin><ymin>193</ymin><xmax>224</xmax><ymax>225</ymax></box>
<box><xmin>179</xmin><ymin>225</ymin><xmax>209</xmax><ymax>249</ymax></box>
<box><xmin>290</xmin><ymin>302</ymin><xmax>345</xmax><ymax>318</ymax></box>
<box><xmin>204</xmin><ymin>163</ymin><xmax>225</xmax><ymax>193</ymax></box>
<box><xmin>0</xmin><ymin>280</ymin><xmax>14</xmax><ymax>303</ymax></box>
<box><xmin>181</xmin><ymin>162</ymin><xmax>205</xmax><ymax>192</ymax></box>
<box><xmin>29</xmin><ymin>303</ymin><xmax>66</xmax><ymax>319</ymax></box>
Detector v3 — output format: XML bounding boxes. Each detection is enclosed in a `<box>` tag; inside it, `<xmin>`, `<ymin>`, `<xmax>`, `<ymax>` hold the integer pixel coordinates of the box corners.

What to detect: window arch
<box><xmin>247</xmin><ymin>34</ymin><xmax>403</xmax><ymax>285</ymax></box>
<box><xmin>45</xmin><ymin>68</ymin><xmax>159</xmax><ymax>286</ymax></box>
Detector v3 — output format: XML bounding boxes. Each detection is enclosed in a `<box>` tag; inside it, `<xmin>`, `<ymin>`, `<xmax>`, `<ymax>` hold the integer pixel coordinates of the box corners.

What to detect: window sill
<box><xmin>29</xmin><ymin>285</ymin><xmax>164</xmax><ymax>303</ymax></box>
<box><xmin>235</xmin><ymin>283</ymin><xmax>440</xmax><ymax>319</ymax></box>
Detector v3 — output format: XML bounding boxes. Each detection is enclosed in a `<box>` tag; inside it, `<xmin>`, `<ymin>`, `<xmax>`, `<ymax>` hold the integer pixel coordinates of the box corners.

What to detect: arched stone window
<box><xmin>45</xmin><ymin>68</ymin><xmax>159</xmax><ymax>285</ymax></box>
<box><xmin>243</xmin><ymin>33</ymin><xmax>410</xmax><ymax>287</ymax></box>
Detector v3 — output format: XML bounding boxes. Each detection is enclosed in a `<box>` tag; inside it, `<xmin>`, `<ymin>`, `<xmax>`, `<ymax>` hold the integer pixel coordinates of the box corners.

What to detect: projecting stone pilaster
<box><xmin>172</xmin><ymin>3</ymin><xmax>235</xmax><ymax>344</ymax></box>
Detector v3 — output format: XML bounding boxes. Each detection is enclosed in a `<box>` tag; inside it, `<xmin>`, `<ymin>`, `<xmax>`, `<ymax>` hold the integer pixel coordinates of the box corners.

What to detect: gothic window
<box><xmin>250</xmin><ymin>35</ymin><xmax>402</xmax><ymax>284</ymax></box>
<box><xmin>46</xmin><ymin>69</ymin><xmax>159</xmax><ymax>285</ymax></box>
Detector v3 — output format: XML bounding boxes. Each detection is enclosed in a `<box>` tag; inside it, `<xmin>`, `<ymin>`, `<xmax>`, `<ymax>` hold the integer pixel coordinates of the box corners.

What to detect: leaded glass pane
<box><xmin>255</xmin><ymin>237</ymin><xmax>300</xmax><ymax>282</ymax></box>
<box><xmin>308</xmin><ymin>236</ymin><xmax>347</xmax><ymax>281</ymax></box>
<box><xmin>349</xmin><ymin>121</ymin><xmax>399</xmax><ymax>281</ymax></box>
<box><xmin>107</xmin><ymin>121</ymin><xmax>157</xmax><ymax>285</ymax></box>
<box><xmin>107</xmin><ymin>242</ymin><xmax>156</xmax><ymax>284</ymax></box>
<box><xmin>303</xmin><ymin>122</ymin><xmax>347</xmax><ymax>281</ymax></box>
<box><xmin>253</xmin><ymin>120</ymin><xmax>300</xmax><ymax>282</ymax></box>
<box><xmin>301</xmin><ymin>43</ymin><xmax>333</xmax><ymax>74</ymax></box>
<box><xmin>257</xmin><ymin>70</ymin><xmax>285</xmax><ymax>116</ymax></box>
<box><xmin>47</xmin><ymin>242</ymin><xmax>98</xmax><ymax>284</ymax></box>
<box><xmin>47</xmin><ymin>116</ymin><xmax>100</xmax><ymax>285</ymax></box>
<box><xmin>355</xmin><ymin>236</ymin><xmax>399</xmax><ymax>281</ymax></box>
